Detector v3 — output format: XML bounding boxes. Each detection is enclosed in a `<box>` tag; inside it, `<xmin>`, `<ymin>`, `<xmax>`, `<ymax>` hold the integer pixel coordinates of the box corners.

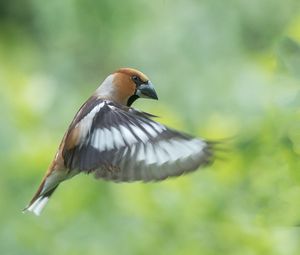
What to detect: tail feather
<box><xmin>24</xmin><ymin>196</ymin><xmax>50</xmax><ymax>216</ymax></box>
<box><xmin>23</xmin><ymin>166</ymin><xmax>69</xmax><ymax>216</ymax></box>
<box><xmin>23</xmin><ymin>185</ymin><xmax>58</xmax><ymax>216</ymax></box>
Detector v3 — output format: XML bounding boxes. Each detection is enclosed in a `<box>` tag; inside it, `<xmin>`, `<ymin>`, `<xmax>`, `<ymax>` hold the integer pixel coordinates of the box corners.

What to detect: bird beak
<box><xmin>136</xmin><ymin>81</ymin><xmax>158</xmax><ymax>100</ymax></box>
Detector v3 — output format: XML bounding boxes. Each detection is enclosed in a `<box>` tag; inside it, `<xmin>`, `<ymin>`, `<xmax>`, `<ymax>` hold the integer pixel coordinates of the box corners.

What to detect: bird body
<box><xmin>24</xmin><ymin>68</ymin><xmax>215</xmax><ymax>215</ymax></box>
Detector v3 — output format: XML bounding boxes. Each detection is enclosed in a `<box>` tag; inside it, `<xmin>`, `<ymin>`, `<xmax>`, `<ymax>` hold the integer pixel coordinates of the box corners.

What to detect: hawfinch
<box><xmin>24</xmin><ymin>68</ymin><xmax>215</xmax><ymax>215</ymax></box>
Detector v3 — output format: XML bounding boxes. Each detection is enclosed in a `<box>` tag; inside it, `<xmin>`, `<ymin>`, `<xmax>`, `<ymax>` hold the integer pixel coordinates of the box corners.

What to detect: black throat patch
<box><xmin>127</xmin><ymin>95</ymin><xmax>139</xmax><ymax>106</ymax></box>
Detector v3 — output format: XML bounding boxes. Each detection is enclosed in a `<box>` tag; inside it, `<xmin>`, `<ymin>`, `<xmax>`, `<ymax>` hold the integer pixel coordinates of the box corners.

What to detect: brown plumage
<box><xmin>24</xmin><ymin>68</ymin><xmax>215</xmax><ymax>215</ymax></box>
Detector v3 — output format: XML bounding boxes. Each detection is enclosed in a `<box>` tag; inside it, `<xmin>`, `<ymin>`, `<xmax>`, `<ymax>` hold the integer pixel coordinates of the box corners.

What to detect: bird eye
<box><xmin>132</xmin><ymin>76</ymin><xmax>139</xmax><ymax>82</ymax></box>
<box><xmin>131</xmin><ymin>75</ymin><xmax>143</xmax><ymax>86</ymax></box>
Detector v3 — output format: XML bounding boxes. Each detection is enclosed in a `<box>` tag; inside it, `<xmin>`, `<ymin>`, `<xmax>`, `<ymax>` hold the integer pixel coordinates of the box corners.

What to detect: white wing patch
<box><xmin>150</xmin><ymin>122</ymin><xmax>166</xmax><ymax>133</ymax></box>
<box><xmin>103</xmin><ymin>128</ymin><xmax>114</xmax><ymax>151</ymax></box>
<box><xmin>132</xmin><ymin>138</ymin><xmax>207</xmax><ymax>166</ymax></box>
<box><xmin>90</xmin><ymin>121</ymin><xmax>164</xmax><ymax>152</ymax></box>
<box><xmin>155</xmin><ymin>145</ymin><xmax>170</xmax><ymax>165</ymax></box>
<box><xmin>136</xmin><ymin>144</ymin><xmax>146</xmax><ymax>161</ymax></box>
<box><xmin>77</xmin><ymin>102</ymin><xmax>105</xmax><ymax>143</ymax></box>
<box><xmin>89</xmin><ymin>115</ymin><xmax>206</xmax><ymax>167</ymax></box>
<box><xmin>144</xmin><ymin>143</ymin><xmax>157</xmax><ymax>165</ymax></box>
<box><xmin>76</xmin><ymin>100</ymin><xmax>168</xmax><ymax>152</ymax></box>
<box><xmin>111</xmin><ymin>127</ymin><xmax>125</xmax><ymax>148</ymax></box>
<box><xmin>119</xmin><ymin>125</ymin><xmax>138</xmax><ymax>145</ymax></box>
<box><xmin>130</xmin><ymin>144</ymin><xmax>137</xmax><ymax>157</ymax></box>
<box><xmin>96</xmin><ymin>136</ymin><xmax>211</xmax><ymax>182</ymax></box>
<box><xmin>91</xmin><ymin>129</ymin><xmax>104</xmax><ymax>151</ymax></box>
<box><xmin>129</xmin><ymin>124</ymin><xmax>149</xmax><ymax>143</ymax></box>
<box><xmin>141</xmin><ymin>123</ymin><xmax>157</xmax><ymax>137</ymax></box>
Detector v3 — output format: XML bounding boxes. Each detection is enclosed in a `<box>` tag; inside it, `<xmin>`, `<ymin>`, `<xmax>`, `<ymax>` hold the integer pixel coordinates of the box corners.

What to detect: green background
<box><xmin>1</xmin><ymin>0</ymin><xmax>300</xmax><ymax>254</ymax></box>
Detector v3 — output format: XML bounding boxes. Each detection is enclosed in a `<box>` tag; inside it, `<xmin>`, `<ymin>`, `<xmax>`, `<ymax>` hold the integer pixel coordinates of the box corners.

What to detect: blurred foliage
<box><xmin>2</xmin><ymin>0</ymin><xmax>300</xmax><ymax>254</ymax></box>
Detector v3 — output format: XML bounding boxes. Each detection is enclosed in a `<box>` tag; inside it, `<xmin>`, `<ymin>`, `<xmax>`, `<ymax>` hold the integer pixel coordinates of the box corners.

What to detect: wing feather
<box><xmin>63</xmin><ymin>99</ymin><xmax>215</xmax><ymax>182</ymax></box>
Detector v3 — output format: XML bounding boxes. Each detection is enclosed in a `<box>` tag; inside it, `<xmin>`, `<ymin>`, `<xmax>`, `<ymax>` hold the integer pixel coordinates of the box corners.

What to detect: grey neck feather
<box><xmin>95</xmin><ymin>74</ymin><xmax>116</xmax><ymax>98</ymax></box>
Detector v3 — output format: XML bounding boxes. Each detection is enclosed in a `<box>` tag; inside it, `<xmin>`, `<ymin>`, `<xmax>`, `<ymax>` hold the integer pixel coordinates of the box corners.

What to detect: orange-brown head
<box><xmin>95</xmin><ymin>68</ymin><xmax>158</xmax><ymax>106</ymax></box>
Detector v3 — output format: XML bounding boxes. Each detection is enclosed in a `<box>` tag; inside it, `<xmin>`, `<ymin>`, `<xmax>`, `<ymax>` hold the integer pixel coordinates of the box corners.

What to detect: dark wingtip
<box><xmin>206</xmin><ymin>137</ymin><xmax>234</xmax><ymax>162</ymax></box>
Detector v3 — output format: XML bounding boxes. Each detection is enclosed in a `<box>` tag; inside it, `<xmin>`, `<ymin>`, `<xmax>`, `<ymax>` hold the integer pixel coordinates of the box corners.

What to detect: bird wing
<box><xmin>62</xmin><ymin>98</ymin><xmax>214</xmax><ymax>182</ymax></box>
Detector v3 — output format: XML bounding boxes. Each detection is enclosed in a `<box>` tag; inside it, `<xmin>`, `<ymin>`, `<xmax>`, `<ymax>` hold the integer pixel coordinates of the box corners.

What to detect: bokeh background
<box><xmin>1</xmin><ymin>0</ymin><xmax>300</xmax><ymax>254</ymax></box>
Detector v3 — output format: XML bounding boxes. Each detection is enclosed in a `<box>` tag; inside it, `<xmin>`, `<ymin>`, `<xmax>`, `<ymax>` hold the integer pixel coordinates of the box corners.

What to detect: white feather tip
<box><xmin>23</xmin><ymin>197</ymin><xmax>49</xmax><ymax>216</ymax></box>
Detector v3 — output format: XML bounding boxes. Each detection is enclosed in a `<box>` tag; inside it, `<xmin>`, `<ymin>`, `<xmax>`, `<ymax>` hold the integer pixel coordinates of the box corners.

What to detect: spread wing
<box><xmin>62</xmin><ymin>99</ymin><xmax>214</xmax><ymax>182</ymax></box>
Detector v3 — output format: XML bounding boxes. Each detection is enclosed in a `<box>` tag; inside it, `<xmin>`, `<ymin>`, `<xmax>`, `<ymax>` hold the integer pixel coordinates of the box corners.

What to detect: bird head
<box><xmin>95</xmin><ymin>68</ymin><xmax>158</xmax><ymax>106</ymax></box>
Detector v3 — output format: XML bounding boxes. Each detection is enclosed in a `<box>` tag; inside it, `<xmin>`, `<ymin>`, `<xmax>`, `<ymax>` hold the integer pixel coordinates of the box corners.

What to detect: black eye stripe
<box><xmin>131</xmin><ymin>75</ymin><xmax>143</xmax><ymax>86</ymax></box>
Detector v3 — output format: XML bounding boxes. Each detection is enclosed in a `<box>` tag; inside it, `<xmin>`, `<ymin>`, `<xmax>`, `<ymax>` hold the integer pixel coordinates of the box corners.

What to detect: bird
<box><xmin>24</xmin><ymin>68</ymin><xmax>216</xmax><ymax>215</ymax></box>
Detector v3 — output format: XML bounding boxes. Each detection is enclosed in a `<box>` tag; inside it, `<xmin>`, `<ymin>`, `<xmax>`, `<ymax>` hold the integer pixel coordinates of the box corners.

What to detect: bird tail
<box><xmin>23</xmin><ymin>183</ymin><xmax>59</xmax><ymax>216</ymax></box>
<box><xmin>23</xmin><ymin>168</ymin><xmax>66</xmax><ymax>216</ymax></box>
